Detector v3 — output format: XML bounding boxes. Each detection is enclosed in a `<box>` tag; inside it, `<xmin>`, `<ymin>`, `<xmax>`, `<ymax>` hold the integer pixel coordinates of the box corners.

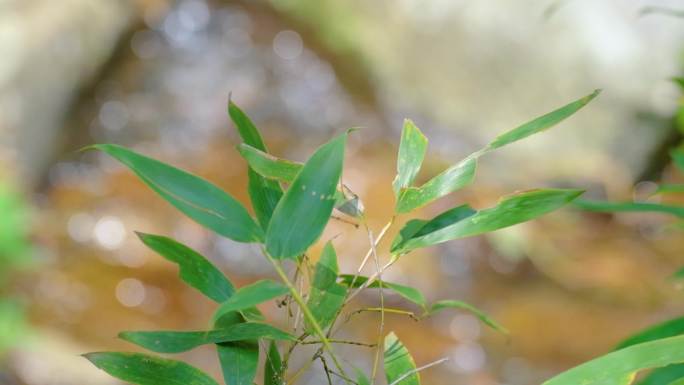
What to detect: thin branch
<box><xmin>388</xmin><ymin>357</ymin><xmax>450</xmax><ymax>385</ymax></box>
<box><xmin>345</xmin><ymin>307</ymin><xmax>420</xmax><ymax>323</ymax></box>
<box><xmin>301</xmin><ymin>339</ymin><xmax>376</xmax><ymax>348</ymax></box>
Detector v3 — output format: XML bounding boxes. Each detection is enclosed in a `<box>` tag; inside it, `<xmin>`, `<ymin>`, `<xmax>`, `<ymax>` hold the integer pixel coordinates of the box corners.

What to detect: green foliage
<box><xmin>265</xmin><ymin>133</ymin><xmax>346</xmax><ymax>259</ymax></box>
<box><xmin>119</xmin><ymin>322</ymin><xmax>295</xmax><ymax>353</ymax></box>
<box><xmin>137</xmin><ymin>233</ymin><xmax>235</xmax><ymax>303</ymax></box>
<box><xmin>85</xmin><ymin>94</ymin><xmax>611</xmax><ymax>385</ymax></box>
<box><xmin>213</xmin><ymin>280</ymin><xmax>288</xmax><ymax>322</ymax></box>
<box><xmin>384</xmin><ymin>332</ymin><xmax>420</xmax><ymax>385</ymax></box>
<box><xmin>93</xmin><ymin>144</ymin><xmax>262</xmax><ymax>242</ymax></box>
<box><xmin>264</xmin><ymin>341</ymin><xmax>284</xmax><ymax>385</ymax></box>
<box><xmin>394</xmin><ymin>189</ymin><xmax>583</xmax><ymax>254</ymax></box>
<box><xmin>306</xmin><ymin>242</ymin><xmax>346</xmax><ymax>331</ymax></box>
<box><xmin>394</xmin><ymin>90</ymin><xmax>598</xmax><ymax>213</ymax></box>
<box><xmin>84</xmin><ymin>352</ymin><xmax>220</xmax><ymax>385</ymax></box>
<box><xmin>542</xmin><ymin>336</ymin><xmax>684</xmax><ymax>385</ymax></box>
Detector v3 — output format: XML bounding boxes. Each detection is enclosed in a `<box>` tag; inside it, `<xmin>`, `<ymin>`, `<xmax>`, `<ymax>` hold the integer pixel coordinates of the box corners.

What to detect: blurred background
<box><xmin>1</xmin><ymin>0</ymin><xmax>684</xmax><ymax>384</ymax></box>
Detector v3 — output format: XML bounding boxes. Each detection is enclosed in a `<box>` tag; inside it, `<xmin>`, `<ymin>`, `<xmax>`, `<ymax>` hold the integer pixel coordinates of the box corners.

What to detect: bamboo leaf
<box><xmin>615</xmin><ymin>316</ymin><xmax>684</xmax><ymax>350</ymax></box>
<box><xmin>542</xmin><ymin>335</ymin><xmax>684</xmax><ymax>385</ymax></box>
<box><xmin>384</xmin><ymin>332</ymin><xmax>420</xmax><ymax>385</ymax></box>
<box><xmin>574</xmin><ymin>200</ymin><xmax>684</xmax><ymax>219</ymax></box>
<box><xmin>264</xmin><ymin>341</ymin><xmax>284</xmax><ymax>385</ymax></box>
<box><xmin>397</xmin><ymin>189</ymin><xmax>583</xmax><ymax>253</ymax></box>
<box><xmin>213</xmin><ymin>280</ymin><xmax>288</xmax><ymax>322</ymax></box>
<box><xmin>266</xmin><ymin>133</ymin><xmax>347</xmax><ymax>259</ymax></box>
<box><xmin>136</xmin><ymin>233</ymin><xmax>234</xmax><ymax>303</ymax></box>
<box><xmin>394</xmin><ymin>91</ymin><xmax>598</xmax><ymax>213</ymax></box>
<box><xmin>306</xmin><ymin>242</ymin><xmax>346</xmax><ymax>332</ymax></box>
<box><xmin>638</xmin><ymin>364</ymin><xmax>684</xmax><ymax>385</ymax></box>
<box><xmin>393</xmin><ymin>119</ymin><xmax>428</xmax><ymax>197</ymax></box>
<box><xmin>339</xmin><ymin>274</ymin><xmax>426</xmax><ymax>309</ymax></box>
<box><xmin>119</xmin><ymin>323</ymin><xmax>295</xmax><ymax>353</ymax></box>
<box><xmin>84</xmin><ymin>352</ymin><xmax>219</xmax><ymax>385</ymax></box>
<box><xmin>396</xmin><ymin>157</ymin><xmax>477</xmax><ymax>213</ymax></box>
<box><xmin>238</xmin><ymin>144</ymin><xmax>303</xmax><ymax>183</ymax></box>
<box><xmin>391</xmin><ymin>205</ymin><xmax>476</xmax><ymax>253</ymax></box>
<box><xmin>487</xmin><ymin>90</ymin><xmax>600</xmax><ymax>150</ymax></box>
<box><xmin>215</xmin><ymin>312</ymin><xmax>259</xmax><ymax>385</ymax></box>
<box><xmin>429</xmin><ymin>300</ymin><xmax>507</xmax><ymax>334</ymax></box>
<box><xmin>229</xmin><ymin>101</ymin><xmax>284</xmax><ymax>230</ymax></box>
<box><xmin>92</xmin><ymin>144</ymin><xmax>262</xmax><ymax>242</ymax></box>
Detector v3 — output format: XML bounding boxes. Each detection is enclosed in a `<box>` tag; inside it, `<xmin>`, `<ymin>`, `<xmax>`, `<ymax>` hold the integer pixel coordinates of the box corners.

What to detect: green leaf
<box><xmin>396</xmin><ymin>157</ymin><xmax>477</xmax><ymax>213</ymax></box>
<box><xmin>615</xmin><ymin>316</ymin><xmax>684</xmax><ymax>350</ymax></box>
<box><xmin>119</xmin><ymin>322</ymin><xmax>295</xmax><ymax>353</ymax></box>
<box><xmin>397</xmin><ymin>189</ymin><xmax>583</xmax><ymax>253</ymax></box>
<box><xmin>264</xmin><ymin>341</ymin><xmax>283</xmax><ymax>385</ymax></box>
<box><xmin>306</xmin><ymin>242</ymin><xmax>347</xmax><ymax>332</ymax></box>
<box><xmin>84</xmin><ymin>352</ymin><xmax>219</xmax><ymax>385</ymax></box>
<box><xmin>215</xmin><ymin>312</ymin><xmax>259</xmax><ymax>385</ymax></box>
<box><xmin>542</xmin><ymin>335</ymin><xmax>684</xmax><ymax>385</ymax></box>
<box><xmin>574</xmin><ymin>200</ymin><xmax>684</xmax><ymax>219</ymax></box>
<box><xmin>339</xmin><ymin>275</ymin><xmax>426</xmax><ymax>309</ymax></box>
<box><xmin>639</xmin><ymin>364</ymin><xmax>684</xmax><ymax>385</ymax></box>
<box><xmin>228</xmin><ymin>101</ymin><xmax>267</xmax><ymax>151</ymax></box>
<box><xmin>136</xmin><ymin>233</ymin><xmax>234</xmax><ymax>303</ymax></box>
<box><xmin>238</xmin><ymin>144</ymin><xmax>303</xmax><ymax>183</ymax></box>
<box><xmin>391</xmin><ymin>205</ymin><xmax>476</xmax><ymax>253</ymax></box>
<box><xmin>393</xmin><ymin>90</ymin><xmax>599</xmax><ymax>213</ymax></box>
<box><xmin>667</xmin><ymin>377</ymin><xmax>684</xmax><ymax>385</ymax></box>
<box><xmin>487</xmin><ymin>90</ymin><xmax>600</xmax><ymax>150</ymax></box>
<box><xmin>429</xmin><ymin>300</ymin><xmax>507</xmax><ymax>334</ymax></box>
<box><xmin>92</xmin><ymin>144</ymin><xmax>262</xmax><ymax>242</ymax></box>
<box><xmin>393</xmin><ymin>119</ymin><xmax>428</xmax><ymax>197</ymax></box>
<box><xmin>384</xmin><ymin>332</ymin><xmax>420</xmax><ymax>385</ymax></box>
<box><xmin>229</xmin><ymin>101</ymin><xmax>284</xmax><ymax>230</ymax></box>
<box><xmin>213</xmin><ymin>280</ymin><xmax>288</xmax><ymax>322</ymax></box>
<box><xmin>266</xmin><ymin>133</ymin><xmax>347</xmax><ymax>259</ymax></box>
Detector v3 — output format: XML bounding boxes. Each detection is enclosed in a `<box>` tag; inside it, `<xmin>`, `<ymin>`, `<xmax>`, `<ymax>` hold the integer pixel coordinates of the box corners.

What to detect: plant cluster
<box><xmin>83</xmin><ymin>90</ymin><xmax>684</xmax><ymax>385</ymax></box>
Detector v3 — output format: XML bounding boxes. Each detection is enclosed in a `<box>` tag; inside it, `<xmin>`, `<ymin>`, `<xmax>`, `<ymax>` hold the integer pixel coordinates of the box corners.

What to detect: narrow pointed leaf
<box><xmin>266</xmin><ymin>133</ymin><xmax>347</xmax><ymax>259</ymax></box>
<box><xmin>84</xmin><ymin>352</ymin><xmax>219</xmax><ymax>385</ymax></box>
<box><xmin>391</xmin><ymin>205</ymin><xmax>476</xmax><ymax>253</ymax></box>
<box><xmin>238</xmin><ymin>144</ymin><xmax>303</xmax><ymax>183</ymax></box>
<box><xmin>136</xmin><ymin>233</ymin><xmax>234</xmax><ymax>303</ymax></box>
<box><xmin>639</xmin><ymin>365</ymin><xmax>684</xmax><ymax>385</ymax></box>
<box><xmin>264</xmin><ymin>341</ymin><xmax>284</xmax><ymax>385</ymax></box>
<box><xmin>396</xmin><ymin>157</ymin><xmax>477</xmax><ymax>213</ymax></box>
<box><xmin>393</xmin><ymin>119</ymin><xmax>428</xmax><ymax>197</ymax></box>
<box><xmin>339</xmin><ymin>275</ymin><xmax>426</xmax><ymax>308</ymax></box>
<box><xmin>215</xmin><ymin>312</ymin><xmax>259</xmax><ymax>385</ymax></box>
<box><xmin>229</xmin><ymin>102</ymin><xmax>284</xmax><ymax>230</ymax></box>
<box><xmin>306</xmin><ymin>242</ymin><xmax>346</xmax><ymax>332</ymax></box>
<box><xmin>92</xmin><ymin>144</ymin><xmax>262</xmax><ymax>242</ymax></box>
<box><xmin>430</xmin><ymin>300</ymin><xmax>507</xmax><ymax>334</ymax></box>
<box><xmin>487</xmin><ymin>90</ymin><xmax>600</xmax><ymax>150</ymax></box>
<box><xmin>119</xmin><ymin>323</ymin><xmax>295</xmax><ymax>353</ymax></box>
<box><xmin>213</xmin><ymin>280</ymin><xmax>288</xmax><ymax>322</ymax></box>
<box><xmin>398</xmin><ymin>189</ymin><xmax>583</xmax><ymax>253</ymax></box>
<box><xmin>229</xmin><ymin>101</ymin><xmax>268</xmax><ymax>151</ymax></box>
<box><xmin>667</xmin><ymin>377</ymin><xmax>684</xmax><ymax>385</ymax></box>
<box><xmin>615</xmin><ymin>316</ymin><xmax>684</xmax><ymax>350</ymax></box>
<box><xmin>574</xmin><ymin>200</ymin><xmax>684</xmax><ymax>218</ymax></box>
<box><xmin>384</xmin><ymin>332</ymin><xmax>420</xmax><ymax>385</ymax></box>
<box><xmin>542</xmin><ymin>335</ymin><xmax>684</xmax><ymax>385</ymax></box>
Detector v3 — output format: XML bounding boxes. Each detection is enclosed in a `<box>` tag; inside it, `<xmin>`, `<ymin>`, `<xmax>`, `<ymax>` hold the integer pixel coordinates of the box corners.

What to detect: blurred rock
<box><xmin>0</xmin><ymin>0</ymin><xmax>137</xmax><ymax>187</ymax></box>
